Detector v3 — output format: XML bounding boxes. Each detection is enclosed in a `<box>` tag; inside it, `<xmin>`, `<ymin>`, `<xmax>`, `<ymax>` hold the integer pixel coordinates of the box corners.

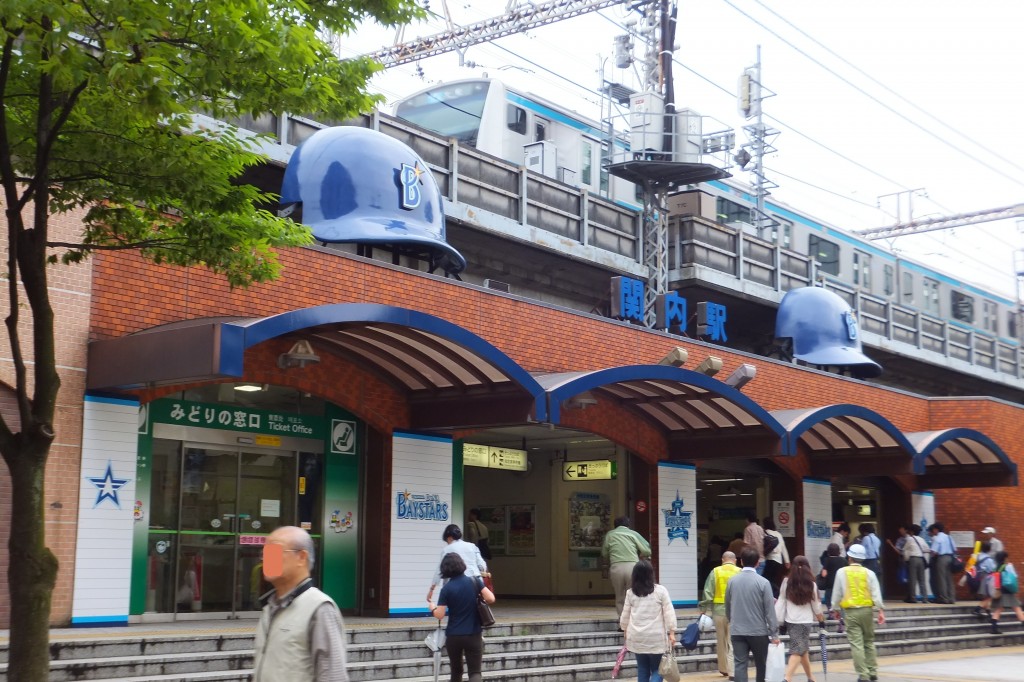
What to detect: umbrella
<box><xmin>425</xmin><ymin>621</ymin><xmax>445</xmax><ymax>682</ymax></box>
<box><xmin>611</xmin><ymin>644</ymin><xmax>628</xmax><ymax>679</ymax></box>
<box><xmin>818</xmin><ymin>623</ymin><xmax>829</xmax><ymax>681</ymax></box>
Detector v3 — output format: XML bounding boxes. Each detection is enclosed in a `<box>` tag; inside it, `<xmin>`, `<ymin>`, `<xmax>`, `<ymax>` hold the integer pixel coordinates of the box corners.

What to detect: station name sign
<box><xmin>610</xmin><ymin>276</ymin><xmax>728</xmax><ymax>342</ymax></box>
<box><xmin>463</xmin><ymin>443</ymin><xmax>528</xmax><ymax>472</ymax></box>
<box><xmin>562</xmin><ymin>459</ymin><xmax>617</xmax><ymax>481</ymax></box>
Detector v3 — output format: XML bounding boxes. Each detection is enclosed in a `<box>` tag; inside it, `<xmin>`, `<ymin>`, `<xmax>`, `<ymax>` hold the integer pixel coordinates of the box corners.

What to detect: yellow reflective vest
<box><xmin>714</xmin><ymin>563</ymin><xmax>742</xmax><ymax>603</ymax></box>
<box><xmin>840</xmin><ymin>565</ymin><xmax>874</xmax><ymax>608</ymax></box>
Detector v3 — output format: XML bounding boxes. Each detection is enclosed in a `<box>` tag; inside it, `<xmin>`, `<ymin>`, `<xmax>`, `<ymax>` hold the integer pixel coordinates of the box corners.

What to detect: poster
<box><xmin>568</xmin><ymin>492</ymin><xmax>610</xmax><ymax>550</ymax></box>
<box><xmin>506</xmin><ymin>505</ymin><xmax>536</xmax><ymax>556</ymax></box>
<box><xmin>773</xmin><ymin>500</ymin><xmax>795</xmax><ymax>537</ymax></box>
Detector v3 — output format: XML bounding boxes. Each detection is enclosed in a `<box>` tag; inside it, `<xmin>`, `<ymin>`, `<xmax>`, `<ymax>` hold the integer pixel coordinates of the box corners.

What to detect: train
<box><xmin>392</xmin><ymin>77</ymin><xmax>1022</xmax><ymax>347</ymax></box>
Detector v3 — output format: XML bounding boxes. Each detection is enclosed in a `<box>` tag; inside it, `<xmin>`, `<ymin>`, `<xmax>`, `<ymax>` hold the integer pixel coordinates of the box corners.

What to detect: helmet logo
<box><xmin>399</xmin><ymin>162</ymin><xmax>424</xmax><ymax>210</ymax></box>
<box><xmin>843</xmin><ymin>310</ymin><xmax>859</xmax><ymax>341</ymax></box>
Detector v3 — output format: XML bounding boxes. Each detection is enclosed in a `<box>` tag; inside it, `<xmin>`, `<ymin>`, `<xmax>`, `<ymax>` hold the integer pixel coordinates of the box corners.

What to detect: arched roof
<box><xmin>537</xmin><ymin>365</ymin><xmax>786</xmax><ymax>460</ymax></box>
<box><xmin>771</xmin><ymin>404</ymin><xmax>918</xmax><ymax>475</ymax></box>
<box><xmin>907</xmin><ymin>428</ymin><xmax>1017</xmax><ymax>488</ymax></box>
<box><xmin>88</xmin><ymin>304</ymin><xmax>546</xmax><ymax>428</ymax></box>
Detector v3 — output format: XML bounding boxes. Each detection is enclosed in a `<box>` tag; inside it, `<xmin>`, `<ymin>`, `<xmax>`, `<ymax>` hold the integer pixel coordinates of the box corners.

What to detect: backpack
<box><xmin>763</xmin><ymin>532</ymin><xmax>779</xmax><ymax>556</ymax></box>
<box><xmin>1000</xmin><ymin>565</ymin><xmax>1019</xmax><ymax>594</ymax></box>
<box><xmin>680</xmin><ymin>621</ymin><xmax>700</xmax><ymax>651</ymax></box>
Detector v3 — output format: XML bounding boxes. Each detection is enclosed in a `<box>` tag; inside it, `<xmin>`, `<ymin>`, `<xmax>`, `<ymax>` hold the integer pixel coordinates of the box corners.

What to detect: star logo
<box><xmin>87</xmin><ymin>462</ymin><xmax>130</xmax><ymax>508</ymax></box>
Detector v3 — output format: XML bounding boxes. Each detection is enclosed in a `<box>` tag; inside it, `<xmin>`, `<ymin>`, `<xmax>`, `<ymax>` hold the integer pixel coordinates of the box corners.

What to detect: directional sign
<box><xmin>463</xmin><ymin>443</ymin><xmax>528</xmax><ymax>471</ymax></box>
<box><xmin>562</xmin><ymin>460</ymin><xmax>616</xmax><ymax>482</ymax></box>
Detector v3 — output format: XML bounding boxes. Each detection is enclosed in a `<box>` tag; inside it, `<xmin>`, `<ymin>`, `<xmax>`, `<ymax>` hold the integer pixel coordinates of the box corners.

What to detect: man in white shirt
<box><xmin>830</xmin><ymin>544</ymin><xmax>885</xmax><ymax>682</ymax></box>
<box><xmin>981</xmin><ymin>527</ymin><xmax>1004</xmax><ymax>556</ymax></box>
<box><xmin>830</xmin><ymin>523</ymin><xmax>851</xmax><ymax>558</ymax></box>
<box><xmin>426</xmin><ymin>524</ymin><xmax>489</xmax><ymax>605</ymax></box>
<box><xmin>927</xmin><ymin>523</ymin><xmax>957</xmax><ymax>604</ymax></box>
<box><xmin>900</xmin><ymin>524</ymin><xmax>929</xmax><ymax>603</ymax></box>
<box><xmin>743</xmin><ymin>513</ymin><xmax>766</xmax><ymax>575</ymax></box>
<box><xmin>858</xmin><ymin>523</ymin><xmax>882</xmax><ymax>580</ymax></box>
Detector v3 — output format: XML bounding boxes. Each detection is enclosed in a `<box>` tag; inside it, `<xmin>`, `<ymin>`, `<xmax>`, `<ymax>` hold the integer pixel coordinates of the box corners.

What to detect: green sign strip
<box><xmin>149</xmin><ymin>397</ymin><xmax>327</xmax><ymax>440</ymax></box>
<box><xmin>321</xmin><ymin>404</ymin><xmax>361</xmax><ymax>610</ymax></box>
<box><xmin>129</xmin><ymin>414</ymin><xmax>152</xmax><ymax>615</ymax></box>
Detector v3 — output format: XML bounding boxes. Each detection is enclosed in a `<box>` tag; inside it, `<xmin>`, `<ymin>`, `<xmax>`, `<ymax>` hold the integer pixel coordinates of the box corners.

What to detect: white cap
<box><xmin>982</xmin><ymin>527</ymin><xmax>996</xmax><ymax>534</ymax></box>
<box><xmin>846</xmin><ymin>544</ymin><xmax>867</xmax><ymax>560</ymax></box>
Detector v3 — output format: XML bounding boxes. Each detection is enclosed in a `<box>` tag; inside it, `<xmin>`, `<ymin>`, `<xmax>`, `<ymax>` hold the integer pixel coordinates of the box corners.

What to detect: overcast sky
<box><xmin>342</xmin><ymin>0</ymin><xmax>1024</xmax><ymax>299</ymax></box>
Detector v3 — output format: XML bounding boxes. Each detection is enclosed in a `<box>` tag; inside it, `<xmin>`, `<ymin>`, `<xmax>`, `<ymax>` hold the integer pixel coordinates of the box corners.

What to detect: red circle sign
<box><xmin>635</xmin><ymin>500</ymin><xmax>647</xmax><ymax>513</ymax></box>
<box><xmin>778</xmin><ymin>511</ymin><xmax>791</xmax><ymax>525</ymax></box>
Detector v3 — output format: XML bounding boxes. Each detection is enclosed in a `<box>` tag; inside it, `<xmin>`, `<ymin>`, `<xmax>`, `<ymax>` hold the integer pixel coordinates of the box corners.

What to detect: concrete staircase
<box><xmin>2</xmin><ymin>605</ymin><xmax>1022</xmax><ymax>681</ymax></box>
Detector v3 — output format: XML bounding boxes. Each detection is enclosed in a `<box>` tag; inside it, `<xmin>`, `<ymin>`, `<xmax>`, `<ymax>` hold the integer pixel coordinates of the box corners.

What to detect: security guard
<box><xmin>830</xmin><ymin>544</ymin><xmax>885</xmax><ymax>682</ymax></box>
<box><xmin>700</xmin><ymin>550</ymin><xmax>742</xmax><ymax>679</ymax></box>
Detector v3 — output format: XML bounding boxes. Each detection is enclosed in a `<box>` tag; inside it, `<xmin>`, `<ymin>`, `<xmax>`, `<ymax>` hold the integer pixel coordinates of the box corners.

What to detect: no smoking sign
<box><xmin>635</xmin><ymin>500</ymin><xmax>647</xmax><ymax>513</ymax></box>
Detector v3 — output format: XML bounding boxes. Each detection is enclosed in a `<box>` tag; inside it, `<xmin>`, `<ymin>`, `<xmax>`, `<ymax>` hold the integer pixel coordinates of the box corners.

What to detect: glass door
<box><xmin>235</xmin><ymin>449</ymin><xmax>297</xmax><ymax>612</ymax></box>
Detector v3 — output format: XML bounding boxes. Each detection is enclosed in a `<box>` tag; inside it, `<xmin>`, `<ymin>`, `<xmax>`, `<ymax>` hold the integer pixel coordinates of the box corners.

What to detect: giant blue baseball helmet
<box><xmin>281</xmin><ymin>126</ymin><xmax>466</xmax><ymax>274</ymax></box>
<box><xmin>775</xmin><ymin>286</ymin><xmax>882</xmax><ymax>378</ymax></box>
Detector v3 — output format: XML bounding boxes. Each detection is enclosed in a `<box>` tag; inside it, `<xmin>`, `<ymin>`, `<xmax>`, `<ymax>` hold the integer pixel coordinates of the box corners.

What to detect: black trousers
<box><xmin>763</xmin><ymin>560</ymin><xmax>783</xmax><ymax>598</ymax></box>
<box><xmin>732</xmin><ymin>634</ymin><xmax>770</xmax><ymax>682</ymax></box>
<box><xmin>446</xmin><ymin>632</ymin><xmax>484</xmax><ymax>682</ymax></box>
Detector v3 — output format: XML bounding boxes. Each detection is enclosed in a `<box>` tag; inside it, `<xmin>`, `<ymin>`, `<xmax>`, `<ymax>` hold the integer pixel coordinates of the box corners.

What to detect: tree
<box><xmin>0</xmin><ymin>1</ymin><xmax>420</xmax><ymax>677</ymax></box>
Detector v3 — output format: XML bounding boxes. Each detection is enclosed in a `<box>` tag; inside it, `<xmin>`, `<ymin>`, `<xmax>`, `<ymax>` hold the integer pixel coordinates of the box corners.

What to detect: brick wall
<box><xmin>0</xmin><ymin>203</ymin><xmax>92</xmax><ymax>626</ymax></box>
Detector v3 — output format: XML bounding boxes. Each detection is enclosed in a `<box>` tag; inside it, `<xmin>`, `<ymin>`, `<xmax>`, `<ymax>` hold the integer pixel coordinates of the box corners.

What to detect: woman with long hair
<box><xmin>620</xmin><ymin>559</ymin><xmax>677</xmax><ymax>682</ymax></box>
<box><xmin>430</xmin><ymin>553</ymin><xmax>496</xmax><ymax>682</ymax></box>
<box><xmin>775</xmin><ymin>555</ymin><xmax>825</xmax><ymax>682</ymax></box>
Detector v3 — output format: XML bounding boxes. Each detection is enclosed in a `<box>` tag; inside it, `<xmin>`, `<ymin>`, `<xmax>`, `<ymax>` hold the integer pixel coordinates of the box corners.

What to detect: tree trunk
<box><xmin>5</xmin><ymin>445</ymin><xmax>58</xmax><ymax>682</ymax></box>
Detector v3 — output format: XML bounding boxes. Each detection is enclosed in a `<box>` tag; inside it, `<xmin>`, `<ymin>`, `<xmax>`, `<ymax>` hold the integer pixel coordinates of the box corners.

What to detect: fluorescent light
<box><xmin>717</xmin><ymin>493</ymin><xmax>738</xmax><ymax>497</ymax></box>
<box><xmin>703</xmin><ymin>478</ymin><xmax>743</xmax><ymax>483</ymax></box>
<box><xmin>234</xmin><ymin>384</ymin><xmax>262</xmax><ymax>392</ymax></box>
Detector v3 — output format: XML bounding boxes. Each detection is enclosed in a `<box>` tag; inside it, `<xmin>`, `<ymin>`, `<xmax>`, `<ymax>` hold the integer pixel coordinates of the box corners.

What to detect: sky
<box><xmin>339</xmin><ymin>0</ymin><xmax>1024</xmax><ymax>299</ymax></box>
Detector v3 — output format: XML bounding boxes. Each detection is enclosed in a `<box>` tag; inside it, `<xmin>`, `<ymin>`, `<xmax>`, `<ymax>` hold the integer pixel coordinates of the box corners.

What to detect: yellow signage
<box><xmin>255</xmin><ymin>434</ymin><xmax>282</xmax><ymax>447</ymax></box>
<box><xmin>463</xmin><ymin>443</ymin><xmax>528</xmax><ymax>471</ymax></box>
<box><xmin>562</xmin><ymin>460</ymin><xmax>616</xmax><ymax>481</ymax></box>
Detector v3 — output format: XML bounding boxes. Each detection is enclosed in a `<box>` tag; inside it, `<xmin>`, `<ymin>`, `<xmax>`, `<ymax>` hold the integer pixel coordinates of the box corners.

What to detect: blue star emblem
<box><xmin>87</xmin><ymin>462</ymin><xmax>130</xmax><ymax>508</ymax></box>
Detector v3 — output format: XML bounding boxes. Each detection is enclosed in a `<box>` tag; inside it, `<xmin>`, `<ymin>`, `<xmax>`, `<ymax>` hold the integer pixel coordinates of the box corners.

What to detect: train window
<box><xmin>535</xmin><ymin>118</ymin><xmax>548</xmax><ymax>142</ymax></box>
<box><xmin>902</xmin><ymin>272</ymin><xmax>914</xmax><ymax>304</ymax></box>
<box><xmin>923</xmin><ymin>278</ymin><xmax>940</xmax><ymax>315</ymax></box>
<box><xmin>600</xmin><ymin>142</ymin><xmax>610</xmax><ymax>195</ymax></box>
<box><xmin>1010</xmin><ymin>311</ymin><xmax>1020</xmax><ymax>340</ymax></box>
<box><xmin>884</xmin><ymin>265</ymin><xmax>894</xmax><ymax>296</ymax></box>
<box><xmin>982</xmin><ymin>300</ymin><xmax>998</xmax><ymax>332</ymax></box>
<box><xmin>771</xmin><ymin>218</ymin><xmax>792</xmax><ymax>248</ymax></box>
<box><xmin>507</xmin><ymin>105</ymin><xmax>527</xmax><ymax>135</ymax></box>
<box><xmin>716</xmin><ymin>198</ymin><xmax>753</xmax><ymax>227</ymax></box>
<box><xmin>808</xmin><ymin>235</ymin><xmax>840</xmax><ymax>276</ymax></box>
<box><xmin>582</xmin><ymin>141</ymin><xmax>593</xmax><ymax>185</ymax></box>
<box><xmin>853</xmin><ymin>251</ymin><xmax>871</xmax><ymax>291</ymax></box>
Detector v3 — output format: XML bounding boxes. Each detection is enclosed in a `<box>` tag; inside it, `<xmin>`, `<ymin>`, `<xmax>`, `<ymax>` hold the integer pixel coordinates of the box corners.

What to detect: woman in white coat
<box><xmin>775</xmin><ymin>555</ymin><xmax>825</xmax><ymax>682</ymax></box>
<box><xmin>620</xmin><ymin>559</ymin><xmax>677</xmax><ymax>682</ymax></box>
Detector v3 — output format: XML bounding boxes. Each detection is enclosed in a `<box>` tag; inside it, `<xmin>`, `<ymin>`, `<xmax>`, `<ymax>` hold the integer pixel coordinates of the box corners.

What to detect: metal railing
<box><xmin>222</xmin><ymin>110</ymin><xmax>1022</xmax><ymax>382</ymax></box>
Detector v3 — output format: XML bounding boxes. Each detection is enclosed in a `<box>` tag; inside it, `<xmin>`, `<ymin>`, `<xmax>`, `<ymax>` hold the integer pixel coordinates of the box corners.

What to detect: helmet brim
<box><xmin>310</xmin><ymin>216</ymin><xmax>467</xmax><ymax>273</ymax></box>
<box><xmin>795</xmin><ymin>346</ymin><xmax>883</xmax><ymax>378</ymax></box>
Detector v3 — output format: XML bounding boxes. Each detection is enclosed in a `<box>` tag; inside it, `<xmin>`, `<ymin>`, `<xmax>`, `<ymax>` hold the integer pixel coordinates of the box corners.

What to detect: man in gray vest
<box><xmin>254</xmin><ymin>526</ymin><xmax>348</xmax><ymax>681</ymax></box>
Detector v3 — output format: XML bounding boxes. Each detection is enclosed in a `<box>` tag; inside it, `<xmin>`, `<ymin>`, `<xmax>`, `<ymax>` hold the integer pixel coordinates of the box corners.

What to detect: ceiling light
<box><xmin>717</xmin><ymin>493</ymin><xmax>738</xmax><ymax>497</ymax></box>
<box><xmin>703</xmin><ymin>477</ymin><xmax>743</xmax><ymax>483</ymax></box>
<box><xmin>234</xmin><ymin>384</ymin><xmax>262</xmax><ymax>392</ymax></box>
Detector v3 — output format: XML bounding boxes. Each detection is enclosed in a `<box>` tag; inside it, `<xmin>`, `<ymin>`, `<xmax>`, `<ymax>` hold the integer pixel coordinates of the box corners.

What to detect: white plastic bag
<box><xmin>765</xmin><ymin>642</ymin><xmax>786</xmax><ymax>682</ymax></box>
<box><xmin>698</xmin><ymin>613</ymin><xmax>715</xmax><ymax>632</ymax></box>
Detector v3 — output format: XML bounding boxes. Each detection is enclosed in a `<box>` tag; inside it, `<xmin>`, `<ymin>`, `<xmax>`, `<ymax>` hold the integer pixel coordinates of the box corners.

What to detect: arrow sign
<box><xmin>561</xmin><ymin>460</ymin><xmax>616</xmax><ymax>482</ymax></box>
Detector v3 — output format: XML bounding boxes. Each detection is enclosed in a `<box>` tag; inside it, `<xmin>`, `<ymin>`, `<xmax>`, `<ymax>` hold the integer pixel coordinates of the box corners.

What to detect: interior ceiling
<box><xmin>464</xmin><ymin>424</ymin><xmax>614</xmax><ymax>457</ymax></box>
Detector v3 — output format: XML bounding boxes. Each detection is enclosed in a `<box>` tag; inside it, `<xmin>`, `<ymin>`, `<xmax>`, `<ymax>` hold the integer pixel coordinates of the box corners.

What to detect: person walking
<box><xmin>762</xmin><ymin>517</ymin><xmax>790</xmax><ymax>599</ymax></box>
<box><xmin>426</xmin><ymin>524</ymin><xmax>489</xmax><ymax>606</ymax></box>
<box><xmin>601</xmin><ymin>515</ymin><xmax>652</xmax><ymax>619</ymax></box>
<box><xmin>830</xmin><ymin>544</ymin><xmax>885</xmax><ymax>682</ymax></box>
<box><xmin>858</xmin><ymin>523</ymin><xmax>882</xmax><ymax>580</ymax></box>
<box><xmin>430</xmin><ymin>553</ymin><xmax>496</xmax><ymax>682</ymax></box>
<box><xmin>743</xmin><ymin>514</ymin><xmax>767</xmax><ymax>575</ymax></box>
<box><xmin>725</xmin><ymin>547</ymin><xmax>781</xmax><ymax>682</ymax></box>
<box><xmin>465</xmin><ymin>508</ymin><xmax>492</xmax><ymax>560</ymax></box>
<box><xmin>972</xmin><ymin>542</ymin><xmax>997</xmax><ymax>620</ymax></box>
<box><xmin>901</xmin><ymin>524</ymin><xmax>929</xmax><ymax>604</ymax></box>
<box><xmin>980</xmin><ymin>527</ymin><xmax>1004</xmax><ymax>556</ymax></box>
<box><xmin>775</xmin><ymin>556</ymin><xmax>825</xmax><ymax>682</ymax></box>
<box><xmin>928</xmin><ymin>523</ymin><xmax>957</xmax><ymax>604</ymax></box>
<box><xmin>700</xmin><ymin>550</ymin><xmax>742</xmax><ymax>679</ymax></box>
<box><xmin>988</xmin><ymin>550</ymin><xmax>1024</xmax><ymax>633</ymax></box>
<box><xmin>253</xmin><ymin>526</ymin><xmax>349</xmax><ymax>682</ymax></box>
<box><xmin>818</xmin><ymin>543</ymin><xmax>847</xmax><ymax>608</ymax></box>
<box><xmin>620</xmin><ymin>559</ymin><xmax>677</xmax><ymax>682</ymax></box>
<box><xmin>829</xmin><ymin>523</ymin><xmax>851</xmax><ymax>558</ymax></box>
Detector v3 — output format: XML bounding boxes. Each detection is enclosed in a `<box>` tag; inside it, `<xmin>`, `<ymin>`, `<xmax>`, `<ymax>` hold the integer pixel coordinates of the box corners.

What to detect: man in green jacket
<box><xmin>700</xmin><ymin>551</ymin><xmax>741</xmax><ymax>679</ymax></box>
<box><xmin>601</xmin><ymin>515</ymin><xmax>652</xmax><ymax>619</ymax></box>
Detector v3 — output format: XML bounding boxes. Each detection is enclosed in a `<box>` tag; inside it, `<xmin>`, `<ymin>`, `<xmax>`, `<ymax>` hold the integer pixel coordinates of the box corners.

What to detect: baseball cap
<box><xmin>846</xmin><ymin>544</ymin><xmax>867</xmax><ymax>560</ymax></box>
<box><xmin>982</xmin><ymin>527</ymin><xmax>996</xmax><ymax>534</ymax></box>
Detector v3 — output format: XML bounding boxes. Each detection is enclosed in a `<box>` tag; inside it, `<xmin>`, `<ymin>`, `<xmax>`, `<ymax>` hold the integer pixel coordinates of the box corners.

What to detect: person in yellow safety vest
<box><xmin>829</xmin><ymin>544</ymin><xmax>885</xmax><ymax>682</ymax></box>
<box><xmin>700</xmin><ymin>551</ymin><xmax>742</xmax><ymax>679</ymax></box>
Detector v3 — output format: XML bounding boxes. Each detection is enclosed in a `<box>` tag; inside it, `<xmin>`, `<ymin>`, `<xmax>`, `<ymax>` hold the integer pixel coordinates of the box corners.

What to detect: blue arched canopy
<box><xmin>538</xmin><ymin>365</ymin><xmax>787</xmax><ymax>460</ymax></box>
<box><xmin>907</xmin><ymin>428</ymin><xmax>1017</xmax><ymax>488</ymax></box>
<box><xmin>772</xmin><ymin>404</ymin><xmax>918</xmax><ymax>476</ymax></box>
<box><xmin>88</xmin><ymin>304</ymin><xmax>547</xmax><ymax>428</ymax></box>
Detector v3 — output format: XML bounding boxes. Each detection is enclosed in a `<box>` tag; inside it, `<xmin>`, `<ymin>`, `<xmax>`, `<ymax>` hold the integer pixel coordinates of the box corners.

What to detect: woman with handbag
<box><xmin>429</xmin><ymin>553</ymin><xmax>496</xmax><ymax>682</ymax></box>
<box><xmin>620</xmin><ymin>559</ymin><xmax>678</xmax><ymax>682</ymax></box>
<box><xmin>775</xmin><ymin>555</ymin><xmax>825</xmax><ymax>682</ymax></box>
